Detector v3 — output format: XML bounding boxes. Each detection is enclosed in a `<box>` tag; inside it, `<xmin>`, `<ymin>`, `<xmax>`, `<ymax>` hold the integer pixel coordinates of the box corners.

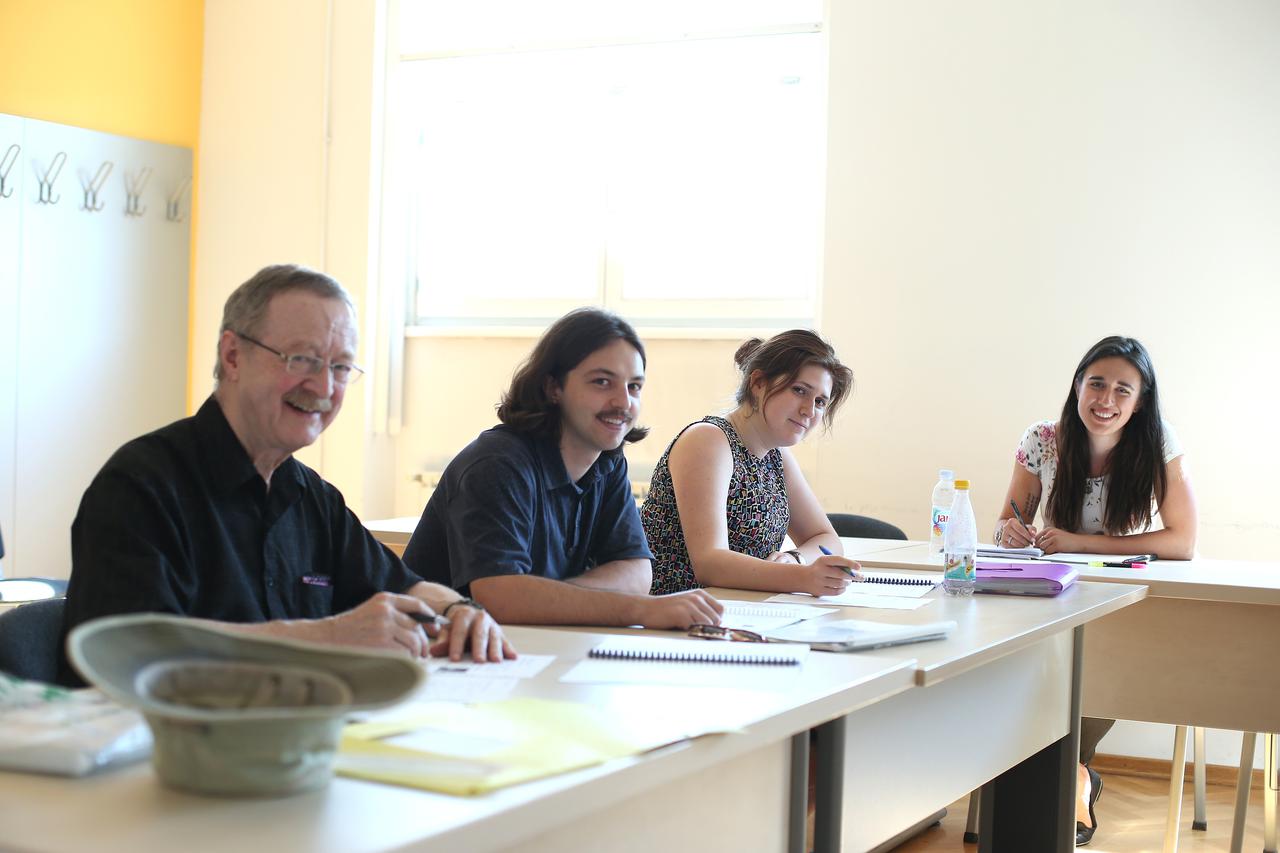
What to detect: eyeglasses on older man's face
<box><xmin>235</xmin><ymin>332</ymin><xmax>365</xmax><ymax>386</ymax></box>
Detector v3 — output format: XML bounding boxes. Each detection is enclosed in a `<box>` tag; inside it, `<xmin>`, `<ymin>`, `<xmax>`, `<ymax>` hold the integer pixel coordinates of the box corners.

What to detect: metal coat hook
<box><xmin>0</xmin><ymin>144</ymin><xmax>18</xmax><ymax>199</ymax></box>
<box><xmin>165</xmin><ymin>176</ymin><xmax>191</xmax><ymax>223</ymax></box>
<box><xmin>37</xmin><ymin>151</ymin><xmax>66</xmax><ymax>205</ymax></box>
<box><xmin>124</xmin><ymin>166</ymin><xmax>152</xmax><ymax>217</ymax></box>
<box><xmin>82</xmin><ymin>160</ymin><xmax>114</xmax><ymax>212</ymax></box>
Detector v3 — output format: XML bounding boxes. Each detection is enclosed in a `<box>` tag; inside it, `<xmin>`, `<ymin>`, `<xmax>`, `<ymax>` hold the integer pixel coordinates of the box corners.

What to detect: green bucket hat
<box><xmin>68</xmin><ymin>613</ymin><xmax>423</xmax><ymax>797</ymax></box>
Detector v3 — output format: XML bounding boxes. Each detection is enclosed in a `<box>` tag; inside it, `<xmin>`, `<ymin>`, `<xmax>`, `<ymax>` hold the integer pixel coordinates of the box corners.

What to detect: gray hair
<box><xmin>213</xmin><ymin>264</ymin><xmax>355</xmax><ymax>380</ymax></box>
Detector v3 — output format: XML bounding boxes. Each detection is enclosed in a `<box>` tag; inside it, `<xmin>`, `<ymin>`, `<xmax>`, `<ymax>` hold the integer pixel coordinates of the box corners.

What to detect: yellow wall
<box><xmin>0</xmin><ymin>0</ymin><xmax>204</xmax><ymax>147</ymax></box>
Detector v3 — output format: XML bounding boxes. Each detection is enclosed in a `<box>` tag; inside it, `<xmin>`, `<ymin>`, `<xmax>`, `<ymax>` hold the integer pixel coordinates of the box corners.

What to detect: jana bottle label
<box><xmin>931</xmin><ymin>506</ymin><xmax>950</xmax><ymax>539</ymax></box>
<box><xmin>943</xmin><ymin>552</ymin><xmax>975</xmax><ymax>580</ymax></box>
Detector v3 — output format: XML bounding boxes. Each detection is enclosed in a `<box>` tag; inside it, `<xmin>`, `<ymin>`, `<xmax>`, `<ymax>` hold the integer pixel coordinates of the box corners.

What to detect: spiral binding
<box><xmin>588</xmin><ymin>648</ymin><xmax>800</xmax><ymax>666</ymax></box>
<box><xmin>863</xmin><ymin>574</ymin><xmax>936</xmax><ymax>587</ymax></box>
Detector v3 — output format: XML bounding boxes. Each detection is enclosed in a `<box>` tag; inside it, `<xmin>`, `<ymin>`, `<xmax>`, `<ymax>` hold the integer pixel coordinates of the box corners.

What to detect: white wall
<box><xmin>817</xmin><ymin>0</ymin><xmax>1280</xmax><ymax>557</ymax></box>
<box><xmin>195</xmin><ymin>0</ymin><xmax>390</xmax><ymax>512</ymax></box>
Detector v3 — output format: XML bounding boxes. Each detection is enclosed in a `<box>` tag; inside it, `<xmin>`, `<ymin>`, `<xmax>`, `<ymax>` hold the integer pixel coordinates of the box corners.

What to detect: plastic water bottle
<box><xmin>942</xmin><ymin>479</ymin><xmax>977</xmax><ymax>596</ymax></box>
<box><xmin>929</xmin><ymin>469</ymin><xmax>956</xmax><ymax>557</ymax></box>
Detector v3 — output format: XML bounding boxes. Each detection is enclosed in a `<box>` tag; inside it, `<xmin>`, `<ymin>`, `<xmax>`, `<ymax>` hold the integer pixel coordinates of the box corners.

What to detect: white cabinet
<box><xmin>0</xmin><ymin>114</ymin><xmax>190</xmax><ymax>579</ymax></box>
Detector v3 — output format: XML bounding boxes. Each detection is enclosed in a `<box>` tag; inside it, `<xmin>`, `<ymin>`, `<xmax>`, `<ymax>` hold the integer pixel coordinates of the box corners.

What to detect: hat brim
<box><xmin>69</xmin><ymin>613</ymin><xmax>423</xmax><ymax>720</ymax></box>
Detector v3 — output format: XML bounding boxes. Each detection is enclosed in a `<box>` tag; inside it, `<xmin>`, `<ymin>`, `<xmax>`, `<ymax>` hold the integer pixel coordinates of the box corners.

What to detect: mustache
<box><xmin>599</xmin><ymin>409</ymin><xmax>632</xmax><ymax>422</ymax></box>
<box><xmin>284</xmin><ymin>390</ymin><xmax>334</xmax><ymax>413</ymax></box>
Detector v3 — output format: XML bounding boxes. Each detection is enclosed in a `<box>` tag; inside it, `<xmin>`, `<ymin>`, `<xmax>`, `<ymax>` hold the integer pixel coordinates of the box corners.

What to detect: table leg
<box><xmin>1193</xmin><ymin>726</ymin><xmax>1208</xmax><ymax>830</ymax></box>
<box><xmin>1164</xmin><ymin>725</ymin><xmax>1189</xmax><ymax>853</ymax></box>
<box><xmin>813</xmin><ymin>716</ymin><xmax>846</xmax><ymax>853</ymax></box>
<box><xmin>1229</xmin><ymin>731</ymin><xmax>1256</xmax><ymax>853</ymax></box>
<box><xmin>1265</xmin><ymin>733</ymin><xmax>1277</xmax><ymax>853</ymax></box>
<box><xmin>977</xmin><ymin>625</ymin><xmax>1083</xmax><ymax>853</ymax></box>
<box><xmin>790</xmin><ymin>731</ymin><xmax>810</xmax><ymax>853</ymax></box>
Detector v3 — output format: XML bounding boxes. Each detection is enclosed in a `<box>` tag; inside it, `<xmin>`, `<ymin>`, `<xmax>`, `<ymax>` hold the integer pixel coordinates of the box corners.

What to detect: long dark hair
<box><xmin>1047</xmin><ymin>336</ymin><xmax>1167</xmax><ymax>535</ymax></box>
<box><xmin>497</xmin><ymin>308</ymin><xmax>649</xmax><ymax>450</ymax></box>
<box><xmin>734</xmin><ymin>330</ymin><xmax>853</xmax><ymax>429</ymax></box>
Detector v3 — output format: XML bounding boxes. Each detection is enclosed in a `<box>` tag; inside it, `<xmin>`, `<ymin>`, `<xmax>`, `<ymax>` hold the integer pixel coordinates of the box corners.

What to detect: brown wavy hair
<box><xmin>497</xmin><ymin>308</ymin><xmax>649</xmax><ymax>451</ymax></box>
<box><xmin>733</xmin><ymin>329</ymin><xmax>853</xmax><ymax>429</ymax></box>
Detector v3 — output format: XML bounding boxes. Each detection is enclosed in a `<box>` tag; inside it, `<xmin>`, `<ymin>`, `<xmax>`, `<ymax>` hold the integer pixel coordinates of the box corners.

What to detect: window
<box><xmin>390</xmin><ymin>1</ymin><xmax>826</xmax><ymax>332</ymax></box>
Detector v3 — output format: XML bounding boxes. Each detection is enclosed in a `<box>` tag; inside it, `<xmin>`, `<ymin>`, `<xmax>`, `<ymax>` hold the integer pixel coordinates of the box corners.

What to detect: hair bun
<box><xmin>734</xmin><ymin>338</ymin><xmax>764</xmax><ymax>370</ymax></box>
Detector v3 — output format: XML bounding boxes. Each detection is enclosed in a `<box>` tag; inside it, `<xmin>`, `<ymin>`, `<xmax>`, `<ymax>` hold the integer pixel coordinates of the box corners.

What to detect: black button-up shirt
<box><xmin>402</xmin><ymin>425</ymin><xmax>652</xmax><ymax>594</ymax></box>
<box><xmin>60</xmin><ymin>397</ymin><xmax>418</xmax><ymax>682</ymax></box>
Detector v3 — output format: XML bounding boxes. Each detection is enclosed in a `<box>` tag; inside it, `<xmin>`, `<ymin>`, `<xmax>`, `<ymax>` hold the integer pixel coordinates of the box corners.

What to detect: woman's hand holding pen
<box><xmin>794</xmin><ymin>557</ymin><xmax>859</xmax><ymax>596</ymax></box>
<box><xmin>1032</xmin><ymin>527</ymin><xmax>1084</xmax><ymax>555</ymax></box>
<box><xmin>998</xmin><ymin>516</ymin><xmax>1038</xmax><ymax>548</ymax></box>
<box><xmin>786</xmin><ymin>546</ymin><xmax>860</xmax><ymax>597</ymax></box>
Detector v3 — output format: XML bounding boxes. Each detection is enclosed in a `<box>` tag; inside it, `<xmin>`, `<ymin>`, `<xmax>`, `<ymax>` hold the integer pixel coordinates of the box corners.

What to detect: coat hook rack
<box><xmin>124</xmin><ymin>166</ymin><xmax>152</xmax><ymax>217</ymax></box>
<box><xmin>82</xmin><ymin>160</ymin><xmax>114</xmax><ymax>212</ymax></box>
<box><xmin>166</xmin><ymin>176</ymin><xmax>191</xmax><ymax>223</ymax></box>
<box><xmin>0</xmin><ymin>144</ymin><xmax>18</xmax><ymax>199</ymax></box>
<box><xmin>37</xmin><ymin>151</ymin><xmax>67</xmax><ymax>205</ymax></box>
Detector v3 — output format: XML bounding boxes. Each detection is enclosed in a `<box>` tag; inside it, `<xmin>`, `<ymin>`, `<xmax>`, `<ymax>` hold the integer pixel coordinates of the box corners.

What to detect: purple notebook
<box><xmin>975</xmin><ymin>561</ymin><xmax>1079</xmax><ymax>596</ymax></box>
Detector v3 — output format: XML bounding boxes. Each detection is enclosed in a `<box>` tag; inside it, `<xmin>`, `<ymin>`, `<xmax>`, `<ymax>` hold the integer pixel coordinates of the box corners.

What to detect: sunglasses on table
<box><xmin>687</xmin><ymin>624</ymin><xmax>767</xmax><ymax>643</ymax></box>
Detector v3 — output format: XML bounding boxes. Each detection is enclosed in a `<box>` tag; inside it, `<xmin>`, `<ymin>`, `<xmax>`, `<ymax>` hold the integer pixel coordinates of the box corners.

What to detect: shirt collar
<box><xmin>531</xmin><ymin>431</ymin><xmax>606</xmax><ymax>493</ymax></box>
<box><xmin>193</xmin><ymin>397</ymin><xmax>306</xmax><ymax>498</ymax></box>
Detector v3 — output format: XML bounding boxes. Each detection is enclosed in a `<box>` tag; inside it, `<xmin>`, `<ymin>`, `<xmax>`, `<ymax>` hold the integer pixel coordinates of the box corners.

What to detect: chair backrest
<box><xmin>0</xmin><ymin>598</ymin><xmax>67</xmax><ymax>684</ymax></box>
<box><xmin>826</xmin><ymin>513</ymin><xmax>908</xmax><ymax>540</ymax></box>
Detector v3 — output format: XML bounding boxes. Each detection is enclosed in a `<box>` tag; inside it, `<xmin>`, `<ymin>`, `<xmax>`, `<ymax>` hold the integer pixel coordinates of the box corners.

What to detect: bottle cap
<box><xmin>954</xmin><ymin>479</ymin><xmax>970</xmax><ymax>489</ymax></box>
<box><xmin>938</xmin><ymin>469</ymin><xmax>954</xmax><ymax>480</ymax></box>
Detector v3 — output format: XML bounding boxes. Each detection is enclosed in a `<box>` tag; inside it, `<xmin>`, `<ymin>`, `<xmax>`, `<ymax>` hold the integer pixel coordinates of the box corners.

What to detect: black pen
<box><xmin>1008</xmin><ymin>499</ymin><xmax>1037</xmax><ymax>546</ymax></box>
<box><xmin>1009</xmin><ymin>499</ymin><xmax>1029</xmax><ymax>529</ymax></box>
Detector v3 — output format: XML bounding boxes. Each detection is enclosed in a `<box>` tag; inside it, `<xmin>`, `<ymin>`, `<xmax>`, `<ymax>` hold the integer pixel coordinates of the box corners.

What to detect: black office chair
<box><xmin>0</xmin><ymin>598</ymin><xmax>67</xmax><ymax>683</ymax></box>
<box><xmin>826</xmin><ymin>513</ymin><xmax>907</xmax><ymax>540</ymax></box>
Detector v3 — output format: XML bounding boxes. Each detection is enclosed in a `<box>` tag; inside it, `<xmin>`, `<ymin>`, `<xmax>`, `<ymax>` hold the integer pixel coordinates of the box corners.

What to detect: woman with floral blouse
<box><xmin>994</xmin><ymin>334</ymin><xmax>1198</xmax><ymax>846</ymax></box>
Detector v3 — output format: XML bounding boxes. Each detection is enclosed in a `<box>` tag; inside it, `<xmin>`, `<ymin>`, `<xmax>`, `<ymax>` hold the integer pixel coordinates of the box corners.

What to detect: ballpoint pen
<box><xmin>1008</xmin><ymin>499</ymin><xmax>1032</xmax><ymax>539</ymax></box>
<box><xmin>819</xmin><ymin>545</ymin><xmax>860</xmax><ymax>579</ymax></box>
<box><xmin>410</xmin><ymin>612</ymin><xmax>451</xmax><ymax>628</ymax></box>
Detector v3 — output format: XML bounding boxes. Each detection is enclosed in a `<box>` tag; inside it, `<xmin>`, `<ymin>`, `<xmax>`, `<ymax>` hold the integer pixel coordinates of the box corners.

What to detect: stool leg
<box><xmin>1164</xmin><ymin>725</ymin><xmax>1189</xmax><ymax>853</ymax></box>
<box><xmin>964</xmin><ymin>788</ymin><xmax>980</xmax><ymax>844</ymax></box>
<box><xmin>1193</xmin><ymin>726</ymin><xmax>1207</xmax><ymax>831</ymax></box>
<box><xmin>1265</xmin><ymin>733</ymin><xmax>1277</xmax><ymax>853</ymax></box>
<box><xmin>1229</xmin><ymin>731</ymin><xmax>1256</xmax><ymax>853</ymax></box>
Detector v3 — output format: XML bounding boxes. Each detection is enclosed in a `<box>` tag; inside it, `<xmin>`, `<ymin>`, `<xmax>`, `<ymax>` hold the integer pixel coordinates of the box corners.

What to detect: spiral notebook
<box><xmin>861</xmin><ymin>572</ymin><xmax>939</xmax><ymax>589</ymax></box>
<box><xmin>587</xmin><ymin>636</ymin><xmax>807</xmax><ymax>666</ymax></box>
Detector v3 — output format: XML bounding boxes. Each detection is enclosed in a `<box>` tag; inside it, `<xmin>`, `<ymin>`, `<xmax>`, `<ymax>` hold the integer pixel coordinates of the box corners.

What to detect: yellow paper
<box><xmin>337</xmin><ymin>697</ymin><xmax>666</xmax><ymax>796</ymax></box>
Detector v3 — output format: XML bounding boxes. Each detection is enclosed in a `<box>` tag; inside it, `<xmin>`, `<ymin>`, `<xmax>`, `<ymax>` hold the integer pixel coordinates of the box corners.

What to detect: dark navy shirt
<box><xmin>402</xmin><ymin>425</ymin><xmax>652</xmax><ymax>593</ymax></box>
<box><xmin>60</xmin><ymin>397</ymin><xmax>419</xmax><ymax>683</ymax></box>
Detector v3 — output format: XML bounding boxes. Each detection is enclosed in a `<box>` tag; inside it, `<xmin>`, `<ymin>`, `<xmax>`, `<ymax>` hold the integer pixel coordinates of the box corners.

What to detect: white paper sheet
<box><xmin>766</xmin><ymin>592</ymin><xmax>934</xmax><ymax>611</ymax></box>
<box><xmin>560</xmin><ymin>658</ymin><xmax>805</xmax><ymax>689</ymax></box>
<box><xmin>425</xmin><ymin>654</ymin><xmax>554</xmax><ymax>679</ymax></box>
<box><xmin>717</xmin><ymin>600</ymin><xmax>836</xmax><ymax>632</ymax></box>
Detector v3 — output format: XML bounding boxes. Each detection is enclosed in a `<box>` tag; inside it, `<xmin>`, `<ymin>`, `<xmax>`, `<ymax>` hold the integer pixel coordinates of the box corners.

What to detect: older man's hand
<box><xmin>325</xmin><ymin>592</ymin><xmax>440</xmax><ymax>657</ymax></box>
<box><xmin>429</xmin><ymin>604</ymin><xmax>517</xmax><ymax>663</ymax></box>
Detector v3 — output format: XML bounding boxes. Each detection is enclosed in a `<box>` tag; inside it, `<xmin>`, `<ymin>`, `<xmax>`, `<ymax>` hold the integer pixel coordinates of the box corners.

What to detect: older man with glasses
<box><xmin>59</xmin><ymin>264</ymin><xmax>513</xmax><ymax>685</ymax></box>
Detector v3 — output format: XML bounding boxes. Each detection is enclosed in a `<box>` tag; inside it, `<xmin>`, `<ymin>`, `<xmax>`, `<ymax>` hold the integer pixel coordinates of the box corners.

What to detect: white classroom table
<box><xmin>0</xmin><ymin>624</ymin><xmax>916</xmax><ymax>853</ymax></box>
<box><xmin>0</xmin><ymin>580</ymin><xmax>1145</xmax><ymax>853</ymax></box>
<box><xmin>358</xmin><ymin>524</ymin><xmax>1146</xmax><ymax>851</ymax></box>
<box><xmin>846</xmin><ymin>538</ymin><xmax>1280</xmax><ymax>851</ymax></box>
<box><xmin>843</xmin><ymin>539</ymin><xmax>1280</xmax><ymax>732</ymax></box>
<box><xmin>363</xmin><ymin>516</ymin><xmax>418</xmax><ymax>548</ymax></box>
<box><xmin>708</xmin><ymin>577</ymin><xmax>1145</xmax><ymax>852</ymax></box>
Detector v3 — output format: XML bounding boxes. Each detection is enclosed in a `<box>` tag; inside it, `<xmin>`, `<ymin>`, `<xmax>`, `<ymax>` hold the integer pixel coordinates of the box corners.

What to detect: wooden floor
<box><xmin>889</xmin><ymin>772</ymin><xmax>1274</xmax><ymax>852</ymax></box>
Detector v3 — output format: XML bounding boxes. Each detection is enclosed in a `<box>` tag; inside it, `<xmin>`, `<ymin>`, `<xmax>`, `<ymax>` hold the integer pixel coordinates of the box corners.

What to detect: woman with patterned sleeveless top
<box><xmin>642</xmin><ymin>330</ymin><xmax>861</xmax><ymax>596</ymax></box>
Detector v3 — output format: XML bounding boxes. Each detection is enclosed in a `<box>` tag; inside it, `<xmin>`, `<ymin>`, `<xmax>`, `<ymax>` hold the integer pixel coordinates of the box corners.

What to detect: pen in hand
<box><xmin>410</xmin><ymin>611</ymin><xmax>450</xmax><ymax>628</ymax></box>
<box><xmin>819</xmin><ymin>545</ymin><xmax>861</xmax><ymax>580</ymax></box>
<box><xmin>1008</xmin><ymin>500</ymin><xmax>1034</xmax><ymax>545</ymax></box>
